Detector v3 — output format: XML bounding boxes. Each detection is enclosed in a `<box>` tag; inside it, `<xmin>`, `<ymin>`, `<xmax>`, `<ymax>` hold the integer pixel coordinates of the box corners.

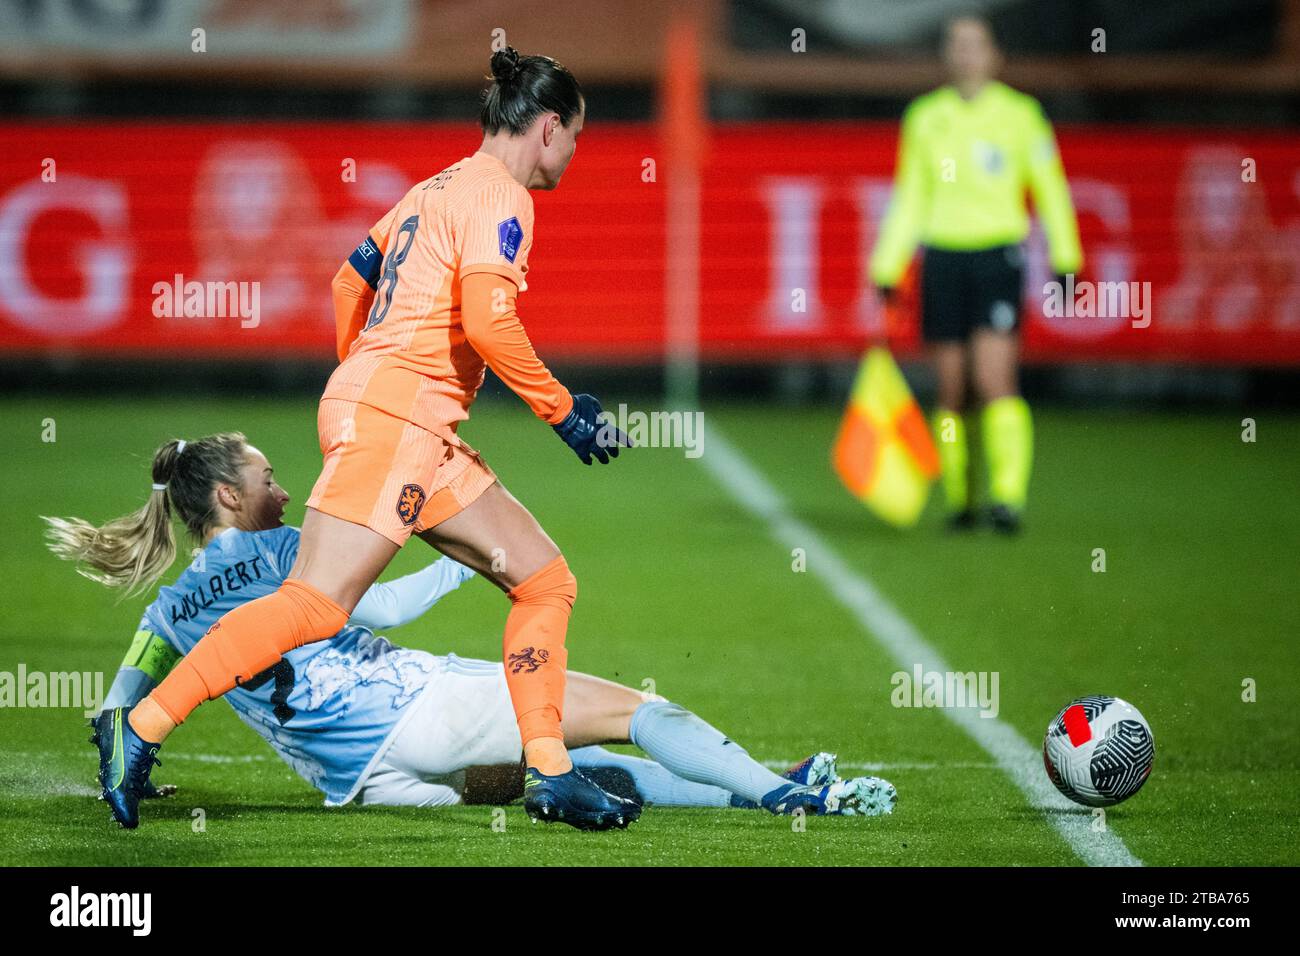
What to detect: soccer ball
<box><xmin>1042</xmin><ymin>696</ymin><xmax>1154</xmax><ymax>807</ymax></box>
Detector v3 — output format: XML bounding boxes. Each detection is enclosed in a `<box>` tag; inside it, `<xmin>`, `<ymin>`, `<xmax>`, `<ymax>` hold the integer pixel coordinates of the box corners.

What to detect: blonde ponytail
<box><xmin>43</xmin><ymin>433</ymin><xmax>247</xmax><ymax>599</ymax></box>
<box><xmin>43</xmin><ymin>490</ymin><xmax>177</xmax><ymax>598</ymax></box>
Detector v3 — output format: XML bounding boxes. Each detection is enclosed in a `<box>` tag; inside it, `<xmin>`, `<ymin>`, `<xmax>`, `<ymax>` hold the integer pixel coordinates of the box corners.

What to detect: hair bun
<box><xmin>490</xmin><ymin>47</ymin><xmax>521</xmax><ymax>82</ymax></box>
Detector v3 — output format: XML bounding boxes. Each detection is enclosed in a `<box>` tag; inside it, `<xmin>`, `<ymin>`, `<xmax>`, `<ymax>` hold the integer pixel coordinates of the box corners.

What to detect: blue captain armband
<box><xmin>348</xmin><ymin>236</ymin><xmax>383</xmax><ymax>290</ymax></box>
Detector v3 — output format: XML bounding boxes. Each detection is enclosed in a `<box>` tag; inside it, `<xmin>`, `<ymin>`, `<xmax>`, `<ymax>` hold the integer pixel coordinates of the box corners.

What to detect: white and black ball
<box><xmin>1043</xmin><ymin>696</ymin><xmax>1154</xmax><ymax>807</ymax></box>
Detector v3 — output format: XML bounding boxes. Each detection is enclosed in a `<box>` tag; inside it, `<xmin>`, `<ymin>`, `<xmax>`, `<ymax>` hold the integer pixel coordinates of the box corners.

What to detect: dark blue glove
<box><xmin>553</xmin><ymin>393</ymin><xmax>631</xmax><ymax>465</ymax></box>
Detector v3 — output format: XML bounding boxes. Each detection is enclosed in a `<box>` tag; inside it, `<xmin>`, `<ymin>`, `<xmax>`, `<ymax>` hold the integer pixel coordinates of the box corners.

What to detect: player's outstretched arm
<box><xmin>349</xmin><ymin>557</ymin><xmax>476</xmax><ymax>631</ymax></box>
<box><xmin>460</xmin><ymin>271</ymin><xmax>572</xmax><ymax>422</ymax></box>
<box><xmin>101</xmin><ymin>624</ymin><xmax>181</xmax><ymax>713</ymax></box>
<box><xmin>460</xmin><ymin>272</ymin><xmax>630</xmax><ymax>464</ymax></box>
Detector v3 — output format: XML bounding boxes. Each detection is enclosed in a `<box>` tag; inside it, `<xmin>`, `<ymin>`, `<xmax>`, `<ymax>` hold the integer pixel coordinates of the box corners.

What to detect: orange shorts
<box><xmin>306</xmin><ymin>398</ymin><xmax>498</xmax><ymax>546</ymax></box>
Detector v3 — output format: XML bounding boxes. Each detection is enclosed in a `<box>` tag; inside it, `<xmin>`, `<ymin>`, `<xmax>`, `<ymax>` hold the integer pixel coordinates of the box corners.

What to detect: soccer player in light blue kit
<box><xmin>47</xmin><ymin>432</ymin><xmax>896</xmax><ymax>819</ymax></box>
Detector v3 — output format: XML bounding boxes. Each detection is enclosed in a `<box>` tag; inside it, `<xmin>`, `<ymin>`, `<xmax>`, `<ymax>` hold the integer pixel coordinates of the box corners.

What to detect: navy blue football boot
<box><xmin>760</xmin><ymin>775</ymin><xmax>897</xmax><ymax>816</ymax></box>
<box><xmin>89</xmin><ymin>717</ymin><xmax>175</xmax><ymax>801</ymax></box>
<box><xmin>523</xmin><ymin>766</ymin><xmax>642</xmax><ymax>831</ymax></box>
<box><xmin>90</xmin><ymin>706</ymin><xmax>163</xmax><ymax>829</ymax></box>
<box><xmin>571</xmin><ymin>766</ymin><xmax>643</xmax><ymax>808</ymax></box>
<box><xmin>730</xmin><ymin>751</ymin><xmax>838</xmax><ymax>809</ymax></box>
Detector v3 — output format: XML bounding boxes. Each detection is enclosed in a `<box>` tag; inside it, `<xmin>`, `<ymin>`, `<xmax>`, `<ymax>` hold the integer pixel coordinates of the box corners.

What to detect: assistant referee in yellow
<box><xmin>869</xmin><ymin>15</ymin><xmax>1082</xmax><ymax>533</ymax></box>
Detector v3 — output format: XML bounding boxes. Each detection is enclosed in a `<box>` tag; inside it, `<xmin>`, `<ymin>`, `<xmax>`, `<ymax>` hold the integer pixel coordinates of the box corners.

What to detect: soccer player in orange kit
<box><xmin>97</xmin><ymin>47</ymin><xmax>641</xmax><ymax>831</ymax></box>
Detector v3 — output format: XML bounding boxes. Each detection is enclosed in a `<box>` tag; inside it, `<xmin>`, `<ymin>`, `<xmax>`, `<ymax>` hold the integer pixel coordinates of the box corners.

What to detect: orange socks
<box><xmin>149</xmin><ymin>579</ymin><xmax>350</xmax><ymax>726</ymax></box>
<box><xmin>503</xmin><ymin>556</ymin><xmax>575</xmax><ymax>745</ymax></box>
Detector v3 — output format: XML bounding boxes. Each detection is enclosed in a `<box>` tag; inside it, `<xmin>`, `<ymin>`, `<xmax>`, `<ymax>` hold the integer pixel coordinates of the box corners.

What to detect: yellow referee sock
<box><xmin>931</xmin><ymin>409</ymin><xmax>969</xmax><ymax>513</ymax></box>
<box><xmin>982</xmin><ymin>396</ymin><xmax>1033</xmax><ymax>511</ymax></box>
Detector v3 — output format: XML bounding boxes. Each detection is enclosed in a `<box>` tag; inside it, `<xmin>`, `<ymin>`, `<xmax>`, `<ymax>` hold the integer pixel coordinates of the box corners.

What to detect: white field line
<box><xmin>763</xmin><ymin>760</ymin><xmax>998</xmax><ymax>772</ymax></box>
<box><xmin>701</xmin><ymin>424</ymin><xmax>1142</xmax><ymax>867</ymax></box>
<box><xmin>14</xmin><ymin>750</ymin><xmax>986</xmax><ymax>775</ymax></box>
<box><xmin>12</xmin><ymin>749</ymin><xmax>981</xmax><ymax>780</ymax></box>
<box><xmin>162</xmin><ymin>753</ymin><xmax>271</xmax><ymax>763</ymax></box>
<box><xmin>8</xmin><ymin>750</ymin><xmax>271</xmax><ymax>764</ymax></box>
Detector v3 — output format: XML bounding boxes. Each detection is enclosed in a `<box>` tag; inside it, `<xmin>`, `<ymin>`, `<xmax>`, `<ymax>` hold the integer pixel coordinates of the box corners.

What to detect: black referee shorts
<box><xmin>919</xmin><ymin>243</ymin><xmax>1025</xmax><ymax>343</ymax></box>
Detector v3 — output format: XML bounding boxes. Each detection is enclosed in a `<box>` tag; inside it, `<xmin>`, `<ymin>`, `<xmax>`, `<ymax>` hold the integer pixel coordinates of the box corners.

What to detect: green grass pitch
<box><xmin>0</xmin><ymin>395</ymin><xmax>1296</xmax><ymax>866</ymax></box>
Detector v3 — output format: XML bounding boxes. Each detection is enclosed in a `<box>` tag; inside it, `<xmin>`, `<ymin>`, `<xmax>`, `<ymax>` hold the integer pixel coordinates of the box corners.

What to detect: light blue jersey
<box><xmin>135</xmin><ymin>526</ymin><xmax>470</xmax><ymax>805</ymax></box>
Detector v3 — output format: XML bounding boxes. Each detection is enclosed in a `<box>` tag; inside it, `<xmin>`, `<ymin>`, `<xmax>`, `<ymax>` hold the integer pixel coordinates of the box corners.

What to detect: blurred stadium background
<box><xmin>1</xmin><ymin>0</ymin><xmax>1298</xmax><ymax>866</ymax></box>
<box><xmin>2</xmin><ymin>0</ymin><xmax>1299</xmax><ymax>400</ymax></box>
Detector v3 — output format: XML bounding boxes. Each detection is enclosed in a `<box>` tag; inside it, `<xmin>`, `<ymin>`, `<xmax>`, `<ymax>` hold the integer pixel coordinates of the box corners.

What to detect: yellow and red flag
<box><xmin>832</xmin><ymin>347</ymin><xmax>939</xmax><ymax>527</ymax></box>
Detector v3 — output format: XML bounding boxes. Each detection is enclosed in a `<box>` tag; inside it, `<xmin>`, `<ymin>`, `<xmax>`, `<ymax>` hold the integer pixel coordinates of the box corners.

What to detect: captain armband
<box><xmin>120</xmin><ymin>629</ymin><xmax>182</xmax><ymax>682</ymax></box>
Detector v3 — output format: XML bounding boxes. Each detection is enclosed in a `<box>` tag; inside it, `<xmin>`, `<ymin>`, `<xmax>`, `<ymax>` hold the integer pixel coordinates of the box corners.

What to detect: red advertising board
<box><xmin>1</xmin><ymin>122</ymin><xmax>1298</xmax><ymax>364</ymax></box>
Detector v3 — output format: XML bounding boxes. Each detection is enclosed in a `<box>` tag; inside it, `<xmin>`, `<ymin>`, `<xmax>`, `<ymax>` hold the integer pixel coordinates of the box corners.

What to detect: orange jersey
<box><xmin>324</xmin><ymin>150</ymin><xmax>572</xmax><ymax>436</ymax></box>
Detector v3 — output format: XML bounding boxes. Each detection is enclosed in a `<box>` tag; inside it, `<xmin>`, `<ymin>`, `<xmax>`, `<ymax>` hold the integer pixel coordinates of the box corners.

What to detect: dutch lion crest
<box><xmin>395</xmin><ymin>483</ymin><xmax>426</xmax><ymax>526</ymax></box>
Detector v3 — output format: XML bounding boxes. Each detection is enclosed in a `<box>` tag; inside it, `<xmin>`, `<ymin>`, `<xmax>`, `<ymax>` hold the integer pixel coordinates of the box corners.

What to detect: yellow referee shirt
<box><xmin>869</xmin><ymin>81</ymin><xmax>1083</xmax><ymax>288</ymax></box>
